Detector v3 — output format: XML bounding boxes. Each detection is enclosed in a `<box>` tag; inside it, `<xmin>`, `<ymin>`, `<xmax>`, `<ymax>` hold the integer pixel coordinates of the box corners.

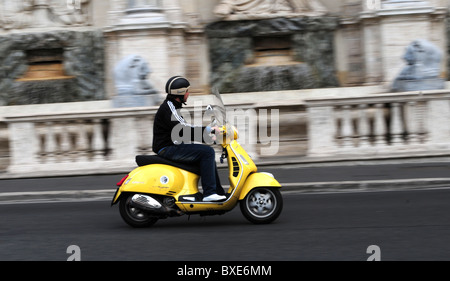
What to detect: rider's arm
<box><xmin>167</xmin><ymin>101</ymin><xmax>213</xmax><ymax>144</ymax></box>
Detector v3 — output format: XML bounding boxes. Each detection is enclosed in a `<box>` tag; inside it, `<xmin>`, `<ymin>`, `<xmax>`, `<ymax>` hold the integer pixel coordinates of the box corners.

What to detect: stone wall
<box><xmin>0</xmin><ymin>30</ymin><xmax>105</xmax><ymax>106</ymax></box>
<box><xmin>206</xmin><ymin>17</ymin><xmax>339</xmax><ymax>93</ymax></box>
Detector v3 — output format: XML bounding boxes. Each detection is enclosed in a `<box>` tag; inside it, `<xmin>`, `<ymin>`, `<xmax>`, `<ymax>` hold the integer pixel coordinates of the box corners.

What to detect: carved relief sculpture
<box><xmin>0</xmin><ymin>0</ymin><xmax>91</xmax><ymax>30</ymax></box>
<box><xmin>0</xmin><ymin>1</ymin><xmax>34</xmax><ymax>30</ymax></box>
<box><xmin>52</xmin><ymin>0</ymin><xmax>91</xmax><ymax>26</ymax></box>
<box><xmin>214</xmin><ymin>0</ymin><xmax>327</xmax><ymax>20</ymax></box>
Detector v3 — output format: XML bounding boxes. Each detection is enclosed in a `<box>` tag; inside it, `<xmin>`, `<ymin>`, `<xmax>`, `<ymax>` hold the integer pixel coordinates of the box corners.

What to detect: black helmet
<box><xmin>165</xmin><ymin>76</ymin><xmax>190</xmax><ymax>96</ymax></box>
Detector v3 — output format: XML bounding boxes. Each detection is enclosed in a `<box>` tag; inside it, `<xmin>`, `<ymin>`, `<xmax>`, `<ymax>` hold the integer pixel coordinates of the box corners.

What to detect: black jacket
<box><xmin>152</xmin><ymin>97</ymin><xmax>209</xmax><ymax>154</ymax></box>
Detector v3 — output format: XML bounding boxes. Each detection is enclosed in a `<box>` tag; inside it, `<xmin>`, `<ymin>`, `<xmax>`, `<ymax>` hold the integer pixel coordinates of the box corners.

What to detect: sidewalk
<box><xmin>1</xmin><ymin>154</ymin><xmax>450</xmax><ymax>204</ymax></box>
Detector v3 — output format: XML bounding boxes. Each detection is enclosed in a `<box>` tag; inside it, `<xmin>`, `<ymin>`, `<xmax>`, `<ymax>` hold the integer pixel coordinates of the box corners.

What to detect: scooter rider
<box><xmin>152</xmin><ymin>76</ymin><xmax>226</xmax><ymax>202</ymax></box>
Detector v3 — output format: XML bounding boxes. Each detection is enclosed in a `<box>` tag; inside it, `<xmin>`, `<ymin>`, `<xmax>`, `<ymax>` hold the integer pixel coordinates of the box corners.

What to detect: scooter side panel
<box><xmin>115</xmin><ymin>164</ymin><xmax>199</xmax><ymax>198</ymax></box>
<box><xmin>238</xmin><ymin>172</ymin><xmax>282</xmax><ymax>200</ymax></box>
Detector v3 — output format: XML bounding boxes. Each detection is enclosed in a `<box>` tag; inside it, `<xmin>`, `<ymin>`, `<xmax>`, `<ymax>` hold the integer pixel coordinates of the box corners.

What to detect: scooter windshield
<box><xmin>211</xmin><ymin>87</ymin><xmax>227</xmax><ymax>127</ymax></box>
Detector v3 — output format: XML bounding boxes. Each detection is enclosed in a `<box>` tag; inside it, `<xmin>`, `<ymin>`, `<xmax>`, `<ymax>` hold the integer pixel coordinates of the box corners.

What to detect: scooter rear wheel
<box><xmin>240</xmin><ymin>187</ymin><xmax>283</xmax><ymax>224</ymax></box>
<box><xmin>119</xmin><ymin>193</ymin><xmax>159</xmax><ymax>228</ymax></box>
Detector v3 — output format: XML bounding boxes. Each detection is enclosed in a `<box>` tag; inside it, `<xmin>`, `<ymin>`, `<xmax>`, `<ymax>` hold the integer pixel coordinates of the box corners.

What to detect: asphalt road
<box><xmin>2</xmin><ymin>161</ymin><xmax>450</xmax><ymax>193</ymax></box>
<box><xmin>1</xmin><ymin>188</ymin><xmax>450</xmax><ymax>261</ymax></box>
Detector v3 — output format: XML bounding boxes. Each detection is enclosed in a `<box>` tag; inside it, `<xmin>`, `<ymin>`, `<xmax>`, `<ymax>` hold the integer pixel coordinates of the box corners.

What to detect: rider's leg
<box><xmin>159</xmin><ymin>144</ymin><xmax>224</xmax><ymax>199</ymax></box>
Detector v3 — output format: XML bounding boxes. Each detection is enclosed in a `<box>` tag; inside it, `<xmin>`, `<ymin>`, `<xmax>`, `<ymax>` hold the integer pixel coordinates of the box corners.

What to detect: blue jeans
<box><xmin>158</xmin><ymin>144</ymin><xmax>224</xmax><ymax>197</ymax></box>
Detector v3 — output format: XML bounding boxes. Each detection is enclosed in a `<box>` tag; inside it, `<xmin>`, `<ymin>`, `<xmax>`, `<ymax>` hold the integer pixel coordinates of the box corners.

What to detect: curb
<box><xmin>281</xmin><ymin>178</ymin><xmax>450</xmax><ymax>193</ymax></box>
<box><xmin>2</xmin><ymin>178</ymin><xmax>450</xmax><ymax>204</ymax></box>
<box><xmin>0</xmin><ymin>189</ymin><xmax>113</xmax><ymax>205</ymax></box>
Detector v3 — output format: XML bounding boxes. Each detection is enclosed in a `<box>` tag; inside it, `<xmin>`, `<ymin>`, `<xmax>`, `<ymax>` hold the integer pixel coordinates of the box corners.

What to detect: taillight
<box><xmin>116</xmin><ymin>175</ymin><xmax>129</xmax><ymax>187</ymax></box>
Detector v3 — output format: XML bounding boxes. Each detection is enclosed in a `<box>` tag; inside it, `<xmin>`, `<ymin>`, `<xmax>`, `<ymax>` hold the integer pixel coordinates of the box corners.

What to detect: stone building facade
<box><xmin>2</xmin><ymin>0</ymin><xmax>450</xmax><ymax>174</ymax></box>
<box><xmin>0</xmin><ymin>0</ymin><xmax>449</xmax><ymax>105</ymax></box>
<box><xmin>337</xmin><ymin>0</ymin><xmax>448</xmax><ymax>87</ymax></box>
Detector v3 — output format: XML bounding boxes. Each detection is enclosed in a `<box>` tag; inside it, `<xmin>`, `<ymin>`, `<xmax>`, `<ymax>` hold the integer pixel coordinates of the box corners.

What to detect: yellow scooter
<box><xmin>111</xmin><ymin>91</ymin><xmax>283</xmax><ymax>227</ymax></box>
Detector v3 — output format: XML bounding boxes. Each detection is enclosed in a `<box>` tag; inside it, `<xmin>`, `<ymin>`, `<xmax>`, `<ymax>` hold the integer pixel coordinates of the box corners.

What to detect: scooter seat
<box><xmin>135</xmin><ymin>155</ymin><xmax>201</xmax><ymax>176</ymax></box>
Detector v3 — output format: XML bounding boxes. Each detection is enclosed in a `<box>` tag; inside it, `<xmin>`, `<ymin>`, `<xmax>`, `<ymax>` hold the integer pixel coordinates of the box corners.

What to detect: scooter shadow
<box><xmin>166</xmin><ymin>210</ymin><xmax>259</xmax><ymax>226</ymax></box>
<box><xmin>110</xmin><ymin>208</ymin><xmax>266</xmax><ymax>230</ymax></box>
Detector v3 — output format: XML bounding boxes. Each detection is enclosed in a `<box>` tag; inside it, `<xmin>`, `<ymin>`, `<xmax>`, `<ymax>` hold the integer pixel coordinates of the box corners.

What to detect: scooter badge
<box><xmin>160</xmin><ymin>176</ymin><xmax>169</xmax><ymax>185</ymax></box>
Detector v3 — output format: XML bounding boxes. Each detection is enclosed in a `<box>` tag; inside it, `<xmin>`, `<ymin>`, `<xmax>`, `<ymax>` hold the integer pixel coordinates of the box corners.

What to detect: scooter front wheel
<box><xmin>240</xmin><ymin>187</ymin><xmax>283</xmax><ymax>224</ymax></box>
<box><xmin>119</xmin><ymin>193</ymin><xmax>159</xmax><ymax>228</ymax></box>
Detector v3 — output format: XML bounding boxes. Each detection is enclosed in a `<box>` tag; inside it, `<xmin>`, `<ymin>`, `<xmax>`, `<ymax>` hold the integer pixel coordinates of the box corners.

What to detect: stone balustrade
<box><xmin>3</xmin><ymin>103</ymin><xmax>264</xmax><ymax>176</ymax></box>
<box><xmin>5</xmin><ymin>107</ymin><xmax>159</xmax><ymax>175</ymax></box>
<box><xmin>306</xmin><ymin>90</ymin><xmax>450</xmax><ymax>158</ymax></box>
<box><xmin>5</xmin><ymin>88</ymin><xmax>450</xmax><ymax>177</ymax></box>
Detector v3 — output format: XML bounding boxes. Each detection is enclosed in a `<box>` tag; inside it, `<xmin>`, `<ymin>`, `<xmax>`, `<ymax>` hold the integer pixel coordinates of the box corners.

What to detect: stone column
<box><xmin>307</xmin><ymin>105</ymin><xmax>337</xmax><ymax>157</ymax></box>
<box><xmin>109</xmin><ymin>117</ymin><xmax>138</xmax><ymax>162</ymax></box>
<box><xmin>105</xmin><ymin>0</ymin><xmax>187</xmax><ymax>99</ymax></box>
<box><xmin>427</xmin><ymin>99</ymin><xmax>450</xmax><ymax>149</ymax></box>
<box><xmin>7</xmin><ymin>122</ymin><xmax>39</xmax><ymax>167</ymax></box>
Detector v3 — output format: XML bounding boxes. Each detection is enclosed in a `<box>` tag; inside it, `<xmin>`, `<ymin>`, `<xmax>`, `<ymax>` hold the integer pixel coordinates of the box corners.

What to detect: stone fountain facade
<box><xmin>0</xmin><ymin>30</ymin><xmax>105</xmax><ymax>105</ymax></box>
<box><xmin>206</xmin><ymin>17</ymin><xmax>339</xmax><ymax>93</ymax></box>
<box><xmin>0</xmin><ymin>0</ymin><xmax>105</xmax><ymax>106</ymax></box>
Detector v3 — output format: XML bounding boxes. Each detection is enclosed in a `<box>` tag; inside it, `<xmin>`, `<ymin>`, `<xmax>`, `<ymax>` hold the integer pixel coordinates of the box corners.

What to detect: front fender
<box><xmin>238</xmin><ymin>172</ymin><xmax>282</xmax><ymax>200</ymax></box>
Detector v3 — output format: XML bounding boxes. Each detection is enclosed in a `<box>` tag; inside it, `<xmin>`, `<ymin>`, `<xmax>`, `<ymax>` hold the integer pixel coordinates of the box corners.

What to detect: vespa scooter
<box><xmin>111</xmin><ymin>90</ymin><xmax>283</xmax><ymax>227</ymax></box>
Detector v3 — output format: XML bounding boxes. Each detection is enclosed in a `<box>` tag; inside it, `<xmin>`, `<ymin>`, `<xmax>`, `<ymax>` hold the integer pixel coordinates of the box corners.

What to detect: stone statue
<box><xmin>113</xmin><ymin>55</ymin><xmax>159</xmax><ymax>107</ymax></box>
<box><xmin>392</xmin><ymin>39</ymin><xmax>444</xmax><ymax>92</ymax></box>
<box><xmin>214</xmin><ymin>0</ymin><xmax>327</xmax><ymax>20</ymax></box>
<box><xmin>114</xmin><ymin>55</ymin><xmax>157</xmax><ymax>96</ymax></box>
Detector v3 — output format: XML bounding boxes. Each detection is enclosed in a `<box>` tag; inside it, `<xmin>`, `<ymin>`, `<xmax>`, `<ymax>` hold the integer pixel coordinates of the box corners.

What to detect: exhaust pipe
<box><xmin>131</xmin><ymin>194</ymin><xmax>162</xmax><ymax>210</ymax></box>
<box><xmin>130</xmin><ymin>194</ymin><xmax>183</xmax><ymax>217</ymax></box>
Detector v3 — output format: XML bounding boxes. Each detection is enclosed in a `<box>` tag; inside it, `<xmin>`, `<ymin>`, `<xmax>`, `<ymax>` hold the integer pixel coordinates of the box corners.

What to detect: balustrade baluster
<box><xmin>45</xmin><ymin>122</ymin><xmax>57</xmax><ymax>163</ymax></box>
<box><xmin>390</xmin><ymin>102</ymin><xmax>403</xmax><ymax>145</ymax></box>
<box><xmin>341</xmin><ymin>105</ymin><xmax>354</xmax><ymax>148</ymax></box>
<box><xmin>60</xmin><ymin>122</ymin><xmax>71</xmax><ymax>162</ymax></box>
<box><xmin>374</xmin><ymin>103</ymin><xmax>387</xmax><ymax>146</ymax></box>
<box><xmin>406</xmin><ymin>101</ymin><xmax>419</xmax><ymax>144</ymax></box>
<box><xmin>36</xmin><ymin>123</ymin><xmax>46</xmax><ymax>163</ymax></box>
<box><xmin>76</xmin><ymin>120</ymin><xmax>89</xmax><ymax>162</ymax></box>
<box><xmin>92</xmin><ymin>119</ymin><xmax>105</xmax><ymax>161</ymax></box>
<box><xmin>357</xmin><ymin>104</ymin><xmax>370</xmax><ymax>147</ymax></box>
<box><xmin>417</xmin><ymin>101</ymin><xmax>427</xmax><ymax>143</ymax></box>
